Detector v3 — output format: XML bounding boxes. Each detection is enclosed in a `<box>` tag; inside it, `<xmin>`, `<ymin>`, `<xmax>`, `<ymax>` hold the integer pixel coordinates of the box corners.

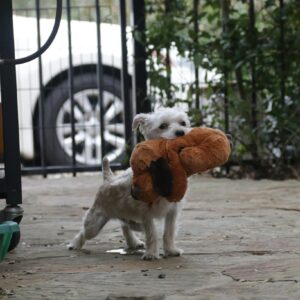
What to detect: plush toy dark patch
<box><xmin>130</xmin><ymin>127</ymin><xmax>231</xmax><ymax>205</ymax></box>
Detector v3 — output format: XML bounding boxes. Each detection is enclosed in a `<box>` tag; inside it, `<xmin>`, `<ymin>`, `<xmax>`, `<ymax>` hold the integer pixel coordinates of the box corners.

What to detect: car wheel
<box><xmin>42</xmin><ymin>73</ymin><xmax>125</xmax><ymax>166</ymax></box>
<box><xmin>8</xmin><ymin>231</ymin><xmax>21</xmax><ymax>252</ymax></box>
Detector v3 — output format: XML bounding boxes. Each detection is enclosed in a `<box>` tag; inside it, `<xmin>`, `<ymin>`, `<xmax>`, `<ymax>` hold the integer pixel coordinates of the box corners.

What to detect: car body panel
<box><xmin>13</xmin><ymin>16</ymin><xmax>132</xmax><ymax>159</ymax></box>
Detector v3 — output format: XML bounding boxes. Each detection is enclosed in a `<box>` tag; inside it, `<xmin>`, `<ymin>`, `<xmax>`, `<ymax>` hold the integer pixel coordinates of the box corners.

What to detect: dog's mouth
<box><xmin>168</xmin><ymin>130</ymin><xmax>189</xmax><ymax>140</ymax></box>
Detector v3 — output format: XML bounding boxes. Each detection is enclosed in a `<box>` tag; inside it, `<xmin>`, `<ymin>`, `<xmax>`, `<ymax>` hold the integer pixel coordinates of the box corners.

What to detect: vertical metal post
<box><xmin>119</xmin><ymin>0</ymin><xmax>133</xmax><ymax>161</ymax></box>
<box><xmin>220</xmin><ymin>0</ymin><xmax>230</xmax><ymax>135</ymax></box>
<box><xmin>279</xmin><ymin>0</ymin><xmax>285</xmax><ymax>106</ymax></box>
<box><xmin>0</xmin><ymin>0</ymin><xmax>22</xmax><ymax>206</ymax></box>
<box><xmin>95</xmin><ymin>0</ymin><xmax>106</xmax><ymax>164</ymax></box>
<box><xmin>220</xmin><ymin>0</ymin><xmax>230</xmax><ymax>174</ymax></box>
<box><xmin>132</xmin><ymin>0</ymin><xmax>150</xmax><ymax>114</ymax></box>
<box><xmin>35</xmin><ymin>0</ymin><xmax>47</xmax><ymax>178</ymax></box>
<box><xmin>164</xmin><ymin>0</ymin><xmax>172</xmax><ymax>104</ymax></box>
<box><xmin>278</xmin><ymin>0</ymin><xmax>286</xmax><ymax>158</ymax></box>
<box><xmin>193</xmin><ymin>0</ymin><xmax>200</xmax><ymax>112</ymax></box>
<box><xmin>66</xmin><ymin>0</ymin><xmax>77</xmax><ymax>176</ymax></box>
<box><xmin>249</xmin><ymin>0</ymin><xmax>258</xmax><ymax>159</ymax></box>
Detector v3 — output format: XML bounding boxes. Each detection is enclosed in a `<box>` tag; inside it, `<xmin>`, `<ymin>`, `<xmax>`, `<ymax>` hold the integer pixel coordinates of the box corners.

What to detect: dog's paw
<box><xmin>67</xmin><ymin>239</ymin><xmax>82</xmax><ymax>250</ymax></box>
<box><xmin>127</xmin><ymin>240</ymin><xmax>145</xmax><ymax>250</ymax></box>
<box><xmin>67</xmin><ymin>244</ymin><xmax>75</xmax><ymax>250</ymax></box>
<box><xmin>67</xmin><ymin>233</ymin><xmax>85</xmax><ymax>250</ymax></box>
<box><xmin>67</xmin><ymin>242</ymin><xmax>77</xmax><ymax>250</ymax></box>
<box><xmin>141</xmin><ymin>252</ymin><xmax>160</xmax><ymax>261</ymax></box>
<box><xmin>164</xmin><ymin>247</ymin><xmax>183</xmax><ymax>257</ymax></box>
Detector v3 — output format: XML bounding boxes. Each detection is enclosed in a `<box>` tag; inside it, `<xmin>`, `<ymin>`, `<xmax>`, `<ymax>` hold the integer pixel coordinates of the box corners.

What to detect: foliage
<box><xmin>13</xmin><ymin>0</ymin><xmax>120</xmax><ymax>24</ymax></box>
<box><xmin>144</xmin><ymin>0</ymin><xmax>300</xmax><ymax>178</ymax></box>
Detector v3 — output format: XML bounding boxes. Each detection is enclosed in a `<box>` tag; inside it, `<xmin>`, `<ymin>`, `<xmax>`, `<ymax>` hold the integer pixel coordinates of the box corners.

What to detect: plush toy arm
<box><xmin>179</xmin><ymin>132</ymin><xmax>231</xmax><ymax>176</ymax></box>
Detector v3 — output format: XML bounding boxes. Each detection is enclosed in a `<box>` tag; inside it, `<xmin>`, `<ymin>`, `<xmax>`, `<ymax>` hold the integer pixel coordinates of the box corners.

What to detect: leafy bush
<box><xmin>144</xmin><ymin>0</ymin><xmax>300</xmax><ymax>178</ymax></box>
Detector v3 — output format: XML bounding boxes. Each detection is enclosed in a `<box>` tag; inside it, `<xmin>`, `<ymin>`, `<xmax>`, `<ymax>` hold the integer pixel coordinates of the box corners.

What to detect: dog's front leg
<box><xmin>142</xmin><ymin>217</ymin><xmax>159</xmax><ymax>260</ymax></box>
<box><xmin>163</xmin><ymin>205</ymin><xmax>183</xmax><ymax>257</ymax></box>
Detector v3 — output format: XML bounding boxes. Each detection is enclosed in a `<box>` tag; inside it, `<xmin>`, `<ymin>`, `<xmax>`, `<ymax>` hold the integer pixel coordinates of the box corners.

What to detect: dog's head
<box><xmin>132</xmin><ymin>107</ymin><xmax>191</xmax><ymax>140</ymax></box>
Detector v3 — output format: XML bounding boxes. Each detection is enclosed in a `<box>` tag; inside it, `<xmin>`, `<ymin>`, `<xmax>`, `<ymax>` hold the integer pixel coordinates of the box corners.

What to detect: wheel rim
<box><xmin>56</xmin><ymin>89</ymin><xmax>125</xmax><ymax>165</ymax></box>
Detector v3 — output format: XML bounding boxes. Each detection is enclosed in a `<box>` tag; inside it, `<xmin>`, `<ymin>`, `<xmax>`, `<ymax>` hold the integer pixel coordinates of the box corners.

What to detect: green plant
<box><xmin>144</xmin><ymin>0</ymin><xmax>300</xmax><ymax>178</ymax></box>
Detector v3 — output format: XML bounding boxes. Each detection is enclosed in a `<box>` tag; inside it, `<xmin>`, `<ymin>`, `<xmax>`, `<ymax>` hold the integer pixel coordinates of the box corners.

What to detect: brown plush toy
<box><xmin>130</xmin><ymin>127</ymin><xmax>231</xmax><ymax>205</ymax></box>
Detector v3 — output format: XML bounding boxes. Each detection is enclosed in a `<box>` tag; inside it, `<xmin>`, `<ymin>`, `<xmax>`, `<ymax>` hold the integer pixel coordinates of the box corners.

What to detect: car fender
<box><xmin>14</xmin><ymin>15</ymin><xmax>132</xmax><ymax>160</ymax></box>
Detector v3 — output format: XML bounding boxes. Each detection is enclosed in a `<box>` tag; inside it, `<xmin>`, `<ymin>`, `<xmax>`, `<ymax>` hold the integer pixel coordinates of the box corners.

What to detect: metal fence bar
<box><xmin>132</xmin><ymin>0</ymin><xmax>150</xmax><ymax>115</ymax></box>
<box><xmin>119</xmin><ymin>0</ymin><xmax>133</xmax><ymax>161</ymax></box>
<box><xmin>0</xmin><ymin>0</ymin><xmax>22</xmax><ymax>205</ymax></box>
<box><xmin>22</xmin><ymin>165</ymin><xmax>104</xmax><ymax>175</ymax></box>
<box><xmin>193</xmin><ymin>0</ymin><xmax>200</xmax><ymax>112</ymax></box>
<box><xmin>95</xmin><ymin>0</ymin><xmax>106</xmax><ymax>164</ymax></box>
<box><xmin>22</xmin><ymin>162</ymin><xmax>128</xmax><ymax>175</ymax></box>
<box><xmin>220</xmin><ymin>0</ymin><xmax>229</xmax><ymax>134</ymax></box>
<box><xmin>248</xmin><ymin>0</ymin><xmax>258</xmax><ymax>159</ymax></box>
<box><xmin>21</xmin><ymin>164</ymin><xmax>123</xmax><ymax>175</ymax></box>
<box><xmin>66</xmin><ymin>0</ymin><xmax>77</xmax><ymax>176</ymax></box>
<box><xmin>279</xmin><ymin>0</ymin><xmax>286</xmax><ymax>106</ymax></box>
<box><xmin>164</xmin><ymin>0</ymin><xmax>172</xmax><ymax>104</ymax></box>
<box><xmin>35</xmin><ymin>0</ymin><xmax>47</xmax><ymax>178</ymax></box>
<box><xmin>220</xmin><ymin>0</ymin><xmax>230</xmax><ymax>174</ymax></box>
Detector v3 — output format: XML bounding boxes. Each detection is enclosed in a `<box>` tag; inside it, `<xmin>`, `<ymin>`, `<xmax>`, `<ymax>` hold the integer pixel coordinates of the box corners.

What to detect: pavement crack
<box><xmin>186</xmin><ymin>250</ymin><xmax>274</xmax><ymax>256</ymax></box>
<box><xmin>221</xmin><ymin>271</ymin><xmax>298</xmax><ymax>284</ymax></box>
<box><xmin>275</xmin><ymin>207</ymin><xmax>300</xmax><ymax>212</ymax></box>
<box><xmin>221</xmin><ymin>271</ymin><xmax>240</xmax><ymax>282</ymax></box>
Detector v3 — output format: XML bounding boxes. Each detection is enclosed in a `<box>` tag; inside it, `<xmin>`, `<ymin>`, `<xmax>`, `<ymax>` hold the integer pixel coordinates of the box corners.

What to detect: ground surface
<box><xmin>1</xmin><ymin>173</ymin><xmax>300</xmax><ymax>300</ymax></box>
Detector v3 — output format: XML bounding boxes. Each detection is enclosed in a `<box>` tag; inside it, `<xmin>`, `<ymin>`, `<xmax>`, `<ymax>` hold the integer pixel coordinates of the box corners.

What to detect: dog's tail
<box><xmin>102</xmin><ymin>156</ymin><xmax>114</xmax><ymax>183</ymax></box>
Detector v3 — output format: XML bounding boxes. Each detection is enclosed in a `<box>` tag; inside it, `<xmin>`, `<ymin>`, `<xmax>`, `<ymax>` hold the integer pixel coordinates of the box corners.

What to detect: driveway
<box><xmin>1</xmin><ymin>174</ymin><xmax>300</xmax><ymax>299</ymax></box>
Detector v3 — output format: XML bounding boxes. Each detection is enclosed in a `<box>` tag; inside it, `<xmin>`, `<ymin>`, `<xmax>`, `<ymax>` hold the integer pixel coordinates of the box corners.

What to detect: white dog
<box><xmin>67</xmin><ymin>107</ymin><xmax>191</xmax><ymax>260</ymax></box>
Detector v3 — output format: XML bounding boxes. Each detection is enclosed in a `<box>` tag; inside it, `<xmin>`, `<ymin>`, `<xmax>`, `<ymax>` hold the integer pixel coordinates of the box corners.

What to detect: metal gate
<box><xmin>11</xmin><ymin>0</ymin><xmax>149</xmax><ymax>176</ymax></box>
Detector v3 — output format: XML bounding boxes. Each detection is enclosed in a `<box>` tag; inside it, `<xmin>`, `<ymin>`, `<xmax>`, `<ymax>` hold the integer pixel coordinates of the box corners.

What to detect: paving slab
<box><xmin>0</xmin><ymin>173</ymin><xmax>300</xmax><ymax>299</ymax></box>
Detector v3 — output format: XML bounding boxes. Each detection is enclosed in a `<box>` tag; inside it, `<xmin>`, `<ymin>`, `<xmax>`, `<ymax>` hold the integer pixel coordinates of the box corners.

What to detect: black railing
<box><xmin>0</xmin><ymin>0</ymin><xmax>26</xmax><ymax>227</ymax></box>
<box><xmin>0</xmin><ymin>0</ymin><xmax>22</xmax><ymax>206</ymax></box>
<box><xmin>10</xmin><ymin>0</ymin><xmax>149</xmax><ymax>176</ymax></box>
<box><xmin>4</xmin><ymin>0</ymin><xmax>299</xmax><ymax>178</ymax></box>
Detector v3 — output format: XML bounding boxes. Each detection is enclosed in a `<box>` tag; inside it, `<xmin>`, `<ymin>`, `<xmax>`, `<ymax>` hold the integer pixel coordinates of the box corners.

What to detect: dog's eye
<box><xmin>159</xmin><ymin>123</ymin><xmax>168</xmax><ymax>130</ymax></box>
<box><xmin>180</xmin><ymin>121</ymin><xmax>186</xmax><ymax>126</ymax></box>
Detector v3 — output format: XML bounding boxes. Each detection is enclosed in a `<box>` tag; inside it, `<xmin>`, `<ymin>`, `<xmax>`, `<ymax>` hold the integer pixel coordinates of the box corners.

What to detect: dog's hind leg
<box><xmin>67</xmin><ymin>207</ymin><xmax>109</xmax><ymax>250</ymax></box>
<box><xmin>121</xmin><ymin>223</ymin><xmax>145</xmax><ymax>250</ymax></box>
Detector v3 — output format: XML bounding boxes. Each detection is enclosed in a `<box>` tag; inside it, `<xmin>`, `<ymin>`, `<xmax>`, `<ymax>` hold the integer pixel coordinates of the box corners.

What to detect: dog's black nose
<box><xmin>175</xmin><ymin>130</ymin><xmax>185</xmax><ymax>137</ymax></box>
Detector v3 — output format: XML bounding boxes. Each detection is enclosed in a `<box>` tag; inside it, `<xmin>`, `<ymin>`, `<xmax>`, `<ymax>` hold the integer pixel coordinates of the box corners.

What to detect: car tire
<box><xmin>41</xmin><ymin>72</ymin><xmax>125</xmax><ymax>166</ymax></box>
<box><xmin>8</xmin><ymin>231</ymin><xmax>21</xmax><ymax>252</ymax></box>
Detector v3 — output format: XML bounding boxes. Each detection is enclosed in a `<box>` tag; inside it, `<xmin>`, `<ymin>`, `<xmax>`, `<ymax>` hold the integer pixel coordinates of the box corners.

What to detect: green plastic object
<box><xmin>0</xmin><ymin>221</ymin><xmax>20</xmax><ymax>262</ymax></box>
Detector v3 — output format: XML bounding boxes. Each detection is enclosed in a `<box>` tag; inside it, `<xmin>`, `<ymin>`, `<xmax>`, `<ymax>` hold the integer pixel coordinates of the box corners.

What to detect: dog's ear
<box><xmin>132</xmin><ymin>113</ymin><xmax>147</xmax><ymax>131</ymax></box>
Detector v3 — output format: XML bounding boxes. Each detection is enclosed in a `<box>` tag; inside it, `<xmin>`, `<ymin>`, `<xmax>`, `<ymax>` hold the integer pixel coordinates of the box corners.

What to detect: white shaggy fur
<box><xmin>67</xmin><ymin>107</ymin><xmax>191</xmax><ymax>260</ymax></box>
